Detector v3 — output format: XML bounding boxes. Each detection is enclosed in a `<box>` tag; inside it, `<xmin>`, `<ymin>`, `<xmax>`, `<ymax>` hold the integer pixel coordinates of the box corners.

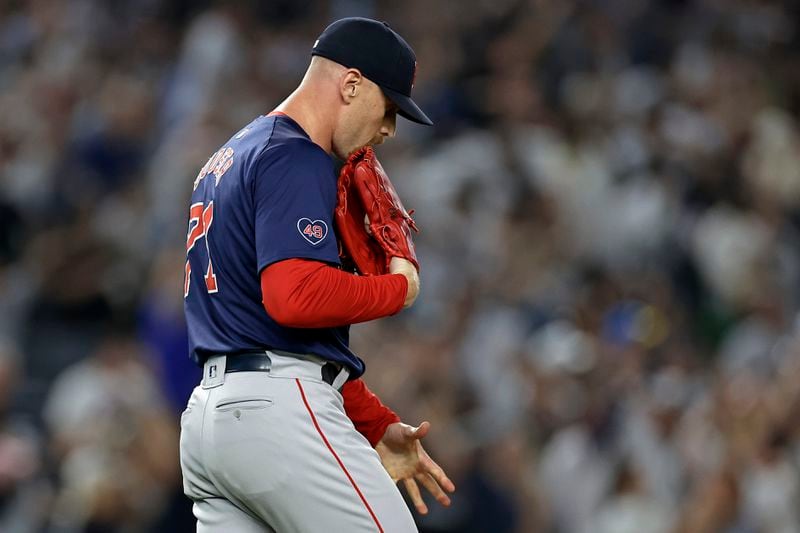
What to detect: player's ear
<box><xmin>341</xmin><ymin>69</ymin><xmax>363</xmax><ymax>103</ymax></box>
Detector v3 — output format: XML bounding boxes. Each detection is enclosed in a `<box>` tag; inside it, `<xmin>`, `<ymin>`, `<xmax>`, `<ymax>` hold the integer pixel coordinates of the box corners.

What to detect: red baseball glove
<box><xmin>335</xmin><ymin>146</ymin><xmax>419</xmax><ymax>276</ymax></box>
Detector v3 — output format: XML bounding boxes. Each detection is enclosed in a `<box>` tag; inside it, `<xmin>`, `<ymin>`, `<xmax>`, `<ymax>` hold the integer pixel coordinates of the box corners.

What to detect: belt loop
<box><xmin>202</xmin><ymin>355</ymin><xmax>227</xmax><ymax>389</ymax></box>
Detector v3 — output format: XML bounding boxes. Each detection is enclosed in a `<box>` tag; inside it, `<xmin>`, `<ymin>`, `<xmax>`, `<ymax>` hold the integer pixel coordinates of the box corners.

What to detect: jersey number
<box><xmin>185</xmin><ymin>201</ymin><xmax>218</xmax><ymax>297</ymax></box>
<box><xmin>303</xmin><ymin>223</ymin><xmax>324</xmax><ymax>239</ymax></box>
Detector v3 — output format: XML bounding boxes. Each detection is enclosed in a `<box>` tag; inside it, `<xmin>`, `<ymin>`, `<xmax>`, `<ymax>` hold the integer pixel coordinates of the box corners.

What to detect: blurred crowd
<box><xmin>1</xmin><ymin>0</ymin><xmax>799</xmax><ymax>531</ymax></box>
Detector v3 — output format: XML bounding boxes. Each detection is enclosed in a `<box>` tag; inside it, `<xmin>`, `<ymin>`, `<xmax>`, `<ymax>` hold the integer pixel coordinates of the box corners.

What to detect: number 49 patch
<box><xmin>297</xmin><ymin>218</ymin><xmax>328</xmax><ymax>245</ymax></box>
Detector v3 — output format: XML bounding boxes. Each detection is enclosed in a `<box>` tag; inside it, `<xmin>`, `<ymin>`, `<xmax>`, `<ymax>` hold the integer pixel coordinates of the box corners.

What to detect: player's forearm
<box><xmin>341</xmin><ymin>378</ymin><xmax>401</xmax><ymax>447</ymax></box>
<box><xmin>261</xmin><ymin>258</ymin><xmax>407</xmax><ymax>328</ymax></box>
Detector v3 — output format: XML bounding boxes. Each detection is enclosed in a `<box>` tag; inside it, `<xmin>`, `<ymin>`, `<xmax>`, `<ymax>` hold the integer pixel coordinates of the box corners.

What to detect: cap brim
<box><xmin>380</xmin><ymin>86</ymin><xmax>433</xmax><ymax>126</ymax></box>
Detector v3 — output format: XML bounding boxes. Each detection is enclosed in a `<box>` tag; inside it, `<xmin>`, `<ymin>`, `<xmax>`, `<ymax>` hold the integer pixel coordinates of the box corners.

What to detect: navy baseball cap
<box><xmin>311</xmin><ymin>17</ymin><xmax>433</xmax><ymax>126</ymax></box>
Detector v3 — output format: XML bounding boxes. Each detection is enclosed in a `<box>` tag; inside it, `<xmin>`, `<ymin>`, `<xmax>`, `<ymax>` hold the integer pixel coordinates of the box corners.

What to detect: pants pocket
<box><xmin>215</xmin><ymin>398</ymin><xmax>273</xmax><ymax>412</ymax></box>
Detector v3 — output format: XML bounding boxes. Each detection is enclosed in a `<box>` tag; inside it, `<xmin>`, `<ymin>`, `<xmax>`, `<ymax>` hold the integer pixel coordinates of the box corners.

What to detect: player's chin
<box><xmin>334</xmin><ymin>143</ymin><xmax>357</xmax><ymax>161</ymax></box>
<box><xmin>346</xmin><ymin>136</ymin><xmax>382</xmax><ymax>157</ymax></box>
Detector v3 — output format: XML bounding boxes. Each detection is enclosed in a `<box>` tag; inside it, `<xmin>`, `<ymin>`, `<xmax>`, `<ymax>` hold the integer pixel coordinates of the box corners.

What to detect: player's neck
<box><xmin>272</xmin><ymin>90</ymin><xmax>334</xmax><ymax>154</ymax></box>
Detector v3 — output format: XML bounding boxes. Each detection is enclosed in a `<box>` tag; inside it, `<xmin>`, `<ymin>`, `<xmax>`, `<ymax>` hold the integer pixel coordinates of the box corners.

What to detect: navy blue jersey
<box><xmin>183</xmin><ymin>114</ymin><xmax>365</xmax><ymax>377</ymax></box>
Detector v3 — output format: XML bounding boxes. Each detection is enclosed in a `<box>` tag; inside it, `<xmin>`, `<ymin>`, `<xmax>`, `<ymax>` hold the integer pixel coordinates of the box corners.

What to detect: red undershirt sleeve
<box><xmin>261</xmin><ymin>258</ymin><xmax>408</xmax><ymax>329</ymax></box>
<box><xmin>341</xmin><ymin>378</ymin><xmax>401</xmax><ymax>447</ymax></box>
<box><xmin>260</xmin><ymin>258</ymin><xmax>403</xmax><ymax>446</ymax></box>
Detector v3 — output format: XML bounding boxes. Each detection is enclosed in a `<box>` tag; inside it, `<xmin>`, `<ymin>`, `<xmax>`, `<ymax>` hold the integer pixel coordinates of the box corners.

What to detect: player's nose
<box><xmin>379</xmin><ymin>127</ymin><xmax>394</xmax><ymax>143</ymax></box>
<box><xmin>380</xmin><ymin>114</ymin><xmax>396</xmax><ymax>139</ymax></box>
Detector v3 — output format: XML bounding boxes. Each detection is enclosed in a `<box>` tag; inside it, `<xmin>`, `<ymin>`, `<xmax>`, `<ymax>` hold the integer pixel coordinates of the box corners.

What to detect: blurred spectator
<box><xmin>137</xmin><ymin>248</ymin><xmax>200</xmax><ymax>414</ymax></box>
<box><xmin>590</xmin><ymin>460</ymin><xmax>673</xmax><ymax>533</ymax></box>
<box><xmin>1</xmin><ymin>0</ymin><xmax>800</xmax><ymax>530</ymax></box>
<box><xmin>43</xmin><ymin>328</ymin><xmax>179</xmax><ymax>532</ymax></box>
<box><xmin>0</xmin><ymin>344</ymin><xmax>50</xmax><ymax>533</ymax></box>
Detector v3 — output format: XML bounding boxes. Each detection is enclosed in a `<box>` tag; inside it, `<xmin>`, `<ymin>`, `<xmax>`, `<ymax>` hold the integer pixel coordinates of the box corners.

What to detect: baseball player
<box><xmin>179</xmin><ymin>17</ymin><xmax>454</xmax><ymax>532</ymax></box>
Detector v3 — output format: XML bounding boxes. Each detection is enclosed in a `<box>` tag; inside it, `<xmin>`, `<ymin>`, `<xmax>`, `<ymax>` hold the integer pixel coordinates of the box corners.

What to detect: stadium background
<box><xmin>1</xmin><ymin>0</ymin><xmax>800</xmax><ymax>531</ymax></box>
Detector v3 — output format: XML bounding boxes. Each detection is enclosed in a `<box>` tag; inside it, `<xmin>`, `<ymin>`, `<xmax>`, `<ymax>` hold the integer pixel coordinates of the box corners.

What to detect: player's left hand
<box><xmin>375</xmin><ymin>421</ymin><xmax>455</xmax><ymax>515</ymax></box>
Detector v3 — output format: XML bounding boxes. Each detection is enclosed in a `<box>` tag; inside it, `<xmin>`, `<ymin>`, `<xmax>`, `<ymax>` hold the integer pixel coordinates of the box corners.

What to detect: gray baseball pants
<box><xmin>179</xmin><ymin>351</ymin><xmax>418</xmax><ymax>532</ymax></box>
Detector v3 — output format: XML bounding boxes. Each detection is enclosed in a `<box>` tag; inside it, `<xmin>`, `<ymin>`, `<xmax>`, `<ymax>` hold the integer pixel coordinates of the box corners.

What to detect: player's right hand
<box><xmin>375</xmin><ymin>421</ymin><xmax>456</xmax><ymax>515</ymax></box>
<box><xmin>390</xmin><ymin>257</ymin><xmax>419</xmax><ymax>308</ymax></box>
